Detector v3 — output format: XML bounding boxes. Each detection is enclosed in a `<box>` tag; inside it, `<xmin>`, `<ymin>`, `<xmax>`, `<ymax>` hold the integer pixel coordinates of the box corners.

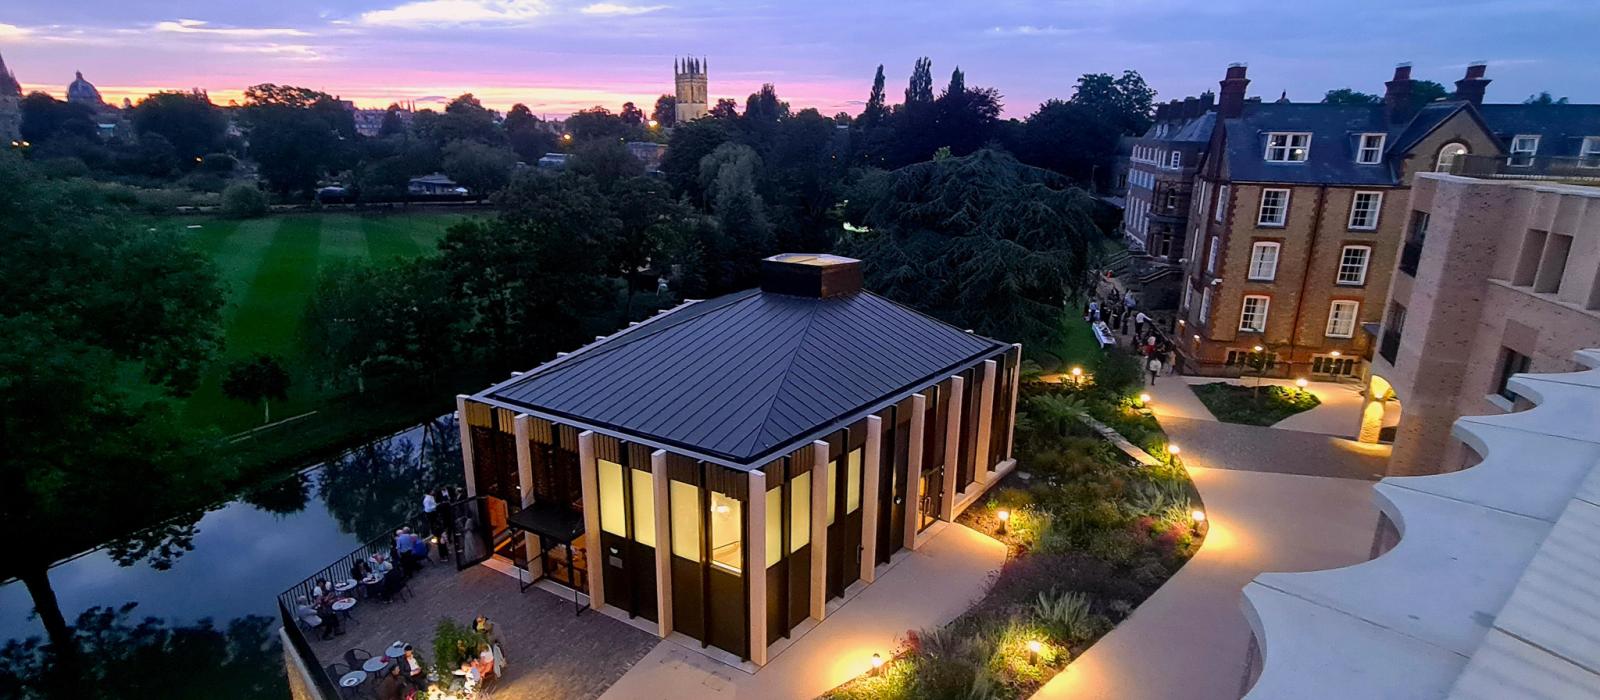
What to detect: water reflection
<box><xmin>0</xmin><ymin>415</ymin><xmax>463</xmax><ymax>699</ymax></box>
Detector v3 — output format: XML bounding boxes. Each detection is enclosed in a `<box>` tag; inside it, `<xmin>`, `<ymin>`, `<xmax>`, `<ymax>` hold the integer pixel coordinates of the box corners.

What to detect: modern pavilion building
<box><xmin>453</xmin><ymin>254</ymin><xmax>1020</xmax><ymax>666</ymax></box>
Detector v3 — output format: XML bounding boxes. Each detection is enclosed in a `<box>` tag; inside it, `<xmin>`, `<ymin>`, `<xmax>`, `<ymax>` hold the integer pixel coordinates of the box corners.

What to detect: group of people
<box><xmin>294</xmin><ymin>582</ymin><xmax>348</xmax><ymax>641</ymax></box>
<box><xmin>375</xmin><ymin>644</ymin><xmax>429</xmax><ymax>700</ymax></box>
<box><xmin>448</xmin><ymin>615</ymin><xmax>508</xmax><ymax>695</ymax></box>
<box><xmin>1086</xmin><ymin>289</ymin><xmax>1178</xmax><ymax>385</ymax></box>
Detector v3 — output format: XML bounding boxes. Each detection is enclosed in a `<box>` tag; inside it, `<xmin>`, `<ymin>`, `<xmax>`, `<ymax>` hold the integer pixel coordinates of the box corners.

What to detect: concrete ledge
<box><xmin>1078</xmin><ymin>415</ymin><xmax>1163</xmax><ymax>467</ymax></box>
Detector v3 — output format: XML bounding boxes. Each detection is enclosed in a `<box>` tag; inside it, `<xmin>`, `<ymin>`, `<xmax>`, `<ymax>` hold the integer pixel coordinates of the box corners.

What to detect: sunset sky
<box><xmin>4</xmin><ymin>0</ymin><xmax>1597</xmax><ymax>117</ymax></box>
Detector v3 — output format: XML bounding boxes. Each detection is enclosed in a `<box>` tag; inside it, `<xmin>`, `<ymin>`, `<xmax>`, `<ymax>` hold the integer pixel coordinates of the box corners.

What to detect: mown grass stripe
<box><xmin>361</xmin><ymin>214</ymin><xmax>425</xmax><ymax>264</ymax></box>
<box><xmin>318</xmin><ymin>213</ymin><xmax>372</xmax><ymax>263</ymax></box>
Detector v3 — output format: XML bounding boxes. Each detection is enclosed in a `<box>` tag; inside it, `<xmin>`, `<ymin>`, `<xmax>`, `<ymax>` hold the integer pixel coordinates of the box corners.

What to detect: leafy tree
<box><xmin>504</xmin><ymin>104</ymin><xmax>557</xmax><ymax>162</ymax></box>
<box><xmin>860</xmin><ymin>64</ymin><xmax>888</xmax><ymax>127</ymax></box>
<box><xmin>835</xmin><ymin>149</ymin><xmax>1099</xmax><ymax>345</ymax></box>
<box><xmin>302</xmin><ymin>259</ymin><xmax>460</xmax><ymax>392</ymax></box>
<box><xmin>441</xmin><ymin>139</ymin><xmax>518</xmax><ymax>197</ymax></box>
<box><xmin>1322</xmin><ymin>88</ymin><xmax>1380</xmax><ymax>104</ymax></box>
<box><xmin>934</xmin><ymin>67</ymin><xmax>1003</xmax><ymax>156</ymax></box>
<box><xmin>219</xmin><ymin>183</ymin><xmax>268</xmax><ymax>218</ymax></box>
<box><xmin>199</xmin><ymin>153</ymin><xmax>238</xmax><ymax>174</ymax></box>
<box><xmin>565</xmin><ymin>106</ymin><xmax>640</xmax><ymax>142</ymax></box>
<box><xmin>129</xmin><ymin>91</ymin><xmax>227</xmax><ymax>164</ymax></box>
<box><xmin>619</xmin><ymin>101</ymin><xmax>646</xmax><ymax>126</ymax></box>
<box><xmin>905</xmin><ymin>57</ymin><xmax>935</xmax><ymax>105</ymax></box>
<box><xmin>18</xmin><ymin>92</ymin><xmax>98</xmax><ymax>144</ymax></box>
<box><xmin>744</xmin><ymin>84</ymin><xmax>790</xmax><ymax>123</ymax></box>
<box><xmin>379</xmin><ymin>103</ymin><xmax>408</xmax><ymax>137</ymax></box>
<box><xmin>569</xmin><ymin>138</ymin><xmax>645</xmax><ymax>189</ymax></box>
<box><xmin>652</xmin><ymin>94</ymin><xmax>676</xmax><ymax>128</ymax></box>
<box><xmin>661</xmin><ymin>118</ymin><xmax>732</xmax><ymax>203</ymax></box>
<box><xmin>1409</xmin><ymin>80</ymin><xmax>1449</xmax><ymax>111</ymax></box>
<box><xmin>609</xmin><ymin>176</ymin><xmax>693</xmax><ymax>318</ymax></box>
<box><xmin>1524</xmin><ymin>91</ymin><xmax>1570</xmax><ymax>105</ymax></box>
<box><xmin>240</xmin><ymin>84</ymin><xmax>348</xmax><ymax>196</ymax></box>
<box><xmin>428</xmin><ymin>93</ymin><xmax>503</xmax><ymax>146</ymax></box>
<box><xmin>709</xmin><ymin>98</ymin><xmax>740</xmax><ymax>120</ymax></box>
<box><xmin>221</xmin><ymin>353</ymin><xmax>292</xmax><ymax>424</ymax></box>
<box><xmin>355</xmin><ymin>155</ymin><xmax>416</xmax><ymax>202</ymax></box>
<box><xmin>1010</xmin><ymin>99</ymin><xmax>1122</xmax><ymax>184</ymax></box>
<box><xmin>0</xmin><ymin>153</ymin><xmax>227</xmax><ymax>665</ymax></box>
<box><xmin>698</xmin><ymin>143</ymin><xmax>774</xmax><ymax>289</ymax></box>
<box><xmin>1070</xmin><ymin>70</ymin><xmax>1155</xmax><ymax>136</ymax></box>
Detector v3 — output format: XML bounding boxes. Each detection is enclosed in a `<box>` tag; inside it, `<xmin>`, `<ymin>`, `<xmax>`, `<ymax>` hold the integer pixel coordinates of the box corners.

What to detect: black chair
<box><xmin>344</xmin><ymin>648</ymin><xmax>371</xmax><ymax>670</ymax></box>
<box><xmin>324</xmin><ymin>661</ymin><xmax>349</xmax><ymax>681</ymax></box>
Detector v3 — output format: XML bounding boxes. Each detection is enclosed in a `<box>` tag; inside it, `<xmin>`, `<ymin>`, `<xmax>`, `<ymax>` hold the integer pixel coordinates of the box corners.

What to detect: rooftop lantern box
<box><xmin>759</xmin><ymin>253</ymin><xmax>863</xmax><ymax>298</ymax></box>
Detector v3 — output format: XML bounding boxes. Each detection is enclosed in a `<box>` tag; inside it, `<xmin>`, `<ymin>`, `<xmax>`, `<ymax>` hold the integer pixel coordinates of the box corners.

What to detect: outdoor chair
<box><xmin>324</xmin><ymin>662</ymin><xmax>349</xmax><ymax>680</ymax></box>
<box><xmin>344</xmin><ymin>648</ymin><xmax>371</xmax><ymax>669</ymax></box>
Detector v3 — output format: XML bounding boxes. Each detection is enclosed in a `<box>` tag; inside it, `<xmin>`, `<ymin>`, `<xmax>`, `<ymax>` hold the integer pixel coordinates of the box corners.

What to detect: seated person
<box><xmin>294</xmin><ymin>596</ymin><xmax>323</xmax><ymax>632</ymax></box>
<box><xmin>400</xmin><ymin>644</ymin><xmax>428</xmax><ymax>689</ymax></box>
<box><xmin>368</xmin><ymin>552</ymin><xmax>394</xmax><ymax>575</ymax></box>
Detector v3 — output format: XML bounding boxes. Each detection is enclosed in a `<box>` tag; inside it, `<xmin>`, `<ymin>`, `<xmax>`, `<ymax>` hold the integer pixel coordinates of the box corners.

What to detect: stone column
<box><xmin>747</xmin><ymin>469</ymin><xmax>769</xmax><ymax>666</ymax></box>
<box><xmin>456</xmin><ymin>395</ymin><xmax>477</xmax><ymax>497</ymax></box>
<box><xmin>651</xmin><ymin>450</ymin><xmax>672</xmax><ymax>638</ymax></box>
<box><xmin>860</xmin><ymin>415</ymin><xmax>883</xmax><ymax>583</ymax></box>
<box><xmin>577</xmin><ymin>431</ymin><xmax>604</xmax><ymax>610</ymax></box>
<box><xmin>1005</xmin><ymin>344</ymin><xmax>1023</xmax><ymax>460</ymax></box>
<box><xmin>513</xmin><ymin>414</ymin><xmax>540</xmax><ymax>575</ymax></box>
<box><xmin>975</xmin><ymin>359</ymin><xmax>998</xmax><ymax>484</ymax></box>
<box><xmin>941</xmin><ymin>377</ymin><xmax>963</xmax><ymax>521</ymax></box>
<box><xmin>903</xmin><ymin>393</ymin><xmax>926</xmax><ymax>550</ymax></box>
<box><xmin>809</xmin><ymin>440</ymin><xmax>830</xmax><ymax>620</ymax></box>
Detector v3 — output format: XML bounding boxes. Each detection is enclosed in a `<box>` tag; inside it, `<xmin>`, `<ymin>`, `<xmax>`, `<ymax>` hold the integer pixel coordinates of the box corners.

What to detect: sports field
<box><xmin>177</xmin><ymin>211</ymin><xmax>472</xmax><ymax>432</ymax></box>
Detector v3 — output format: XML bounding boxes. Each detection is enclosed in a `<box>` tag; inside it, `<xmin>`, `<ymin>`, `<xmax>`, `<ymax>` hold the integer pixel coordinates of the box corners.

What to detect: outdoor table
<box><xmin>331</xmin><ymin>597</ymin><xmax>357</xmax><ymax>622</ymax></box>
<box><xmin>362</xmin><ymin>656</ymin><xmax>391</xmax><ymax>674</ymax></box>
<box><xmin>339</xmin><ymin>670</ymin><xmax>367</xmax><ymax>688</ymax></box>
<box><xmin>333</xmin><ymin>579</ymin><xmax>357</xmax><ymax>594</ymax></box>
<box><xmin>386</xmin><ymin>641</ymin><xmax>407</xmax><ymax>658</ymax></box>
<box><xmin>363</xmin><ymin>574</ymin><xmax>383</xmax><ymax>586</ymax></box>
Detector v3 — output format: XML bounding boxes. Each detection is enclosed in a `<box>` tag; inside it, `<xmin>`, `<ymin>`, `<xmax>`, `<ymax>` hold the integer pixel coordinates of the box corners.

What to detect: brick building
<box><xmin>1172</xmin><ymin>62</ymin><xmax>1600</xmax><ymax>379</ymax></box>
<box><xmin>1361</xmin><ymin>174</ymin><xmax>1600</xmax><ymax>475</ymax></box>
<box><xmin>1120</xmin><ymin>92</ymin><xmax>1215</xmax><ymax>260</ymax></box>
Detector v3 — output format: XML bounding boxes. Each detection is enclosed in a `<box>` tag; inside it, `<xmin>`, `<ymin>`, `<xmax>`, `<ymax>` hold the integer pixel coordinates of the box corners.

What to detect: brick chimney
<box><xmin>1384</xmin><ymin>63</ymin><xmax>1415</xmax><ymax>123</ymax></box>
<box><xmin>1182</xmin><ymin>96</ymin><xmax>1200</xmax><ymax>119</ymax></box>
<box><xmin>1218</xmin><ymin>64</ymin><xmax>1250</xmax><ymax>119</ymax></box>
<box><xmin>1454</xmin><ymin>62</ymin><xmax>1490</xmax><ymax>106</ymax></box>
<box><xmin>1199</xmin><ymin>91</ymin><xmax>1215</xmax><ymax>113</ymax></box>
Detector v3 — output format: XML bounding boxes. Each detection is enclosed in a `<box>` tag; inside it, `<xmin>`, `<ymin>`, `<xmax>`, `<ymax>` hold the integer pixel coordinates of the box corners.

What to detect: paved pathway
<box><xmin>600</xmin><ymin>524</ymin><xmax>1005</xmax><ymax>700</ymax></box>
<box><xmin>1160</xmin><ymin>416</ymin><xmax>1390</xmax><ymax>481</ymax></box>
<box><xmin>1032</xmin><ymin>466</ymin><xmax>1380</xmax><ymax>700</ymax></box>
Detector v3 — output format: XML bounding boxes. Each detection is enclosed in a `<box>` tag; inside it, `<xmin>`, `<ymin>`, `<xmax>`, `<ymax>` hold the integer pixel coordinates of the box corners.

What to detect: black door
<box><xmin>919</xmin><ymin>466</ymin><xmax>942</xmax><ymax>532</ymax></box>
<box><xmin>826</xmin><ymin>443</ymin><xmax>862</xmax><ymax>600</ymax></box>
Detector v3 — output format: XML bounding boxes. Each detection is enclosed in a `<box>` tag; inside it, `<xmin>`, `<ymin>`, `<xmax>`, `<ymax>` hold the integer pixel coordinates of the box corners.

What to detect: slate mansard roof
<box><xmin>477</xmin><ymin>285</ymin><xmax>1008</xmax><ymax>467</ymax></box>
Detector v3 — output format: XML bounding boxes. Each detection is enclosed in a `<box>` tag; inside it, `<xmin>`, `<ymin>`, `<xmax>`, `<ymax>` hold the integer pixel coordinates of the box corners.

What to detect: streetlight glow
<box><xmin>1168</xmin><ymin>444</ymin><xmax>1181</xmax><ymax>456</ymax></box>
<box><xmin>1296</xmin><ymin>378</ymin><xmax>1308</xmax><ymax>388</ymax></box>
<box><xmin>1330</xmin><ymin>350</ymin><xmax>1342</xmax><ymax>357</ymax></box>
<box><xmin>1253</xmin><ymin>345</ymin><xmax>1264</xmax><ymax>352</ymax></box>
<box><xmin>1070</xmin><ymin>366</ymin><xmax>1083</xmax><ymax>377</ymax></box>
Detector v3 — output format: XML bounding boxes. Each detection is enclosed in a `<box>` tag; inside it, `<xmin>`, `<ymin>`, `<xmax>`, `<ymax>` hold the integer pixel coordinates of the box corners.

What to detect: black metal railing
<box><xmin>1448</xmin><ymin>154</ymin><xmax>1600</xmax><ymax>182</ymax></box>
<box><xmin>279</xmin><ymin>599</ymin><xmax>343</xmax><ymax>699</ymax></box>
<box><xmin>1378</xmin><ymin>329</ymin><xmax>1402</xmax><ymax>365</ymax></box>
<box><xmin>1398</xmin><ymin>239</ymin><xmax>1423</xmax><ymax>276</ymax></box>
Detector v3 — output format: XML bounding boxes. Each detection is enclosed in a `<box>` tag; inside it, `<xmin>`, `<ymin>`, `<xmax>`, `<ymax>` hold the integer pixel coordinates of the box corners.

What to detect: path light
<box><xmin>1168</xmin><ymin>444</ymin><xmax>1181</xmax><ymax>456</ymax></box>
<box><xmin>997</xmin><ymin>509</ymin><xmax>1010</xmax><ymax>534</ymax></box>
<box><xmin>562</xmin><ymin>133</ymin><xmax>573</xmax><ymax>141</ymax></box>
<box><xmin>1070</xmin><ymin>366</ymin><xmax>1083</xmax><ymax>387</ymax></box>
<box><xmin>1253</xmin><ymin>345</ymin><xmax>1264</xmax><ymax>353</ymax></box>
<box><xmin>1330</xmin><ymin>350</ymin><xmax>1342</xmax><ymax>358</ymax></box>
<box><xmin>870</xmin><ymin>653</ymin><xmax>884</xmax><ymax>675</ymax></box>
<box><xmin>1296</xmin><ymin>378</ymin><xmax>1308</xmax><ymax>388</ymax></box>
<box><xmin>1191</xmin><ymin>509</ymin><xmax>1206</xmax><ymax>524</ymax></box>
<box><xmin>1027</xmin><ymin>639</ymin><xmax>1043</xmax><ymax>665</ymax></box>
<box><xmin>1139</xmin><ymin>392</ymin><xmax>1152</xmax><ymax>405</ymax></box>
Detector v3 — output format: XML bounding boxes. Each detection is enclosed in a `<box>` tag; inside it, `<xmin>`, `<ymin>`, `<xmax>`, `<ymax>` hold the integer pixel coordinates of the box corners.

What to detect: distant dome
<box><xmin>67</xmin><ymin>70</ymin><xmax>103</xmax><ymax>106</ymax></box>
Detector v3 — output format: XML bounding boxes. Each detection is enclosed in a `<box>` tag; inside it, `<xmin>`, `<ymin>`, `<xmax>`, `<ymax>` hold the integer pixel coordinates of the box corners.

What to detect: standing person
<box><xmin>1124</xmin><ymin>290</ymin><xmax>1136</xmax><ymax>310</ymax></box>
<box><xmin>1146</xmin><ymin>355</ymin><xmax>1163</xmax><ymax>386</ymax></box>
<box><xmin>1165</xmin><ymin>346</ymin><xmax>1178</xmax><ymax>375</ymax></box>
<box><xmin>1134</xmin><ymin>310</ymin><xmax>1150</xmax><ymax>338</ymax></box>
<box><xmin>423</xmin><ymin>489</ymin><xmax>440</xmax><ymax>537</ymax></box>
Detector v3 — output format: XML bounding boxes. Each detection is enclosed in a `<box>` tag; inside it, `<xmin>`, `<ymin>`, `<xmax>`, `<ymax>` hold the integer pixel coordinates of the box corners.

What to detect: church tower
<box><xmin>0</xmin><ymin>51</ymin><xmax>22</xmax><ymax>142</ymax></box>
<box><xmin>673</xmin><ymin>57</ymin><xmax>708</xmax><ymax>123</ymax></box>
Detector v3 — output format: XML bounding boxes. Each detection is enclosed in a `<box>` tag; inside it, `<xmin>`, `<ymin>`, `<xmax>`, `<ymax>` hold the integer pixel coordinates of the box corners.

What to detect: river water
<box><xmin>0</xmin><ymin>416</ymin><xmax>464</xmax><ymax>699</ymax></box>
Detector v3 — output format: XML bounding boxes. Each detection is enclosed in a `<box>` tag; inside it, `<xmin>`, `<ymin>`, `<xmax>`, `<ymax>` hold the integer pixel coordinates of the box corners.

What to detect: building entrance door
<box><xmin>918</xmin><ymin>466</ymin><xmax>942</xmax><ymax>532</ymax></box>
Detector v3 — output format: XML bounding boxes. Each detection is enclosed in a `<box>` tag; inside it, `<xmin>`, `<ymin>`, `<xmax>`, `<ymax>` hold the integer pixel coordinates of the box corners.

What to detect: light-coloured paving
<box><xmin>1031</xmin><ymin>466</ymin><xmax>1380</xmax><ymax>700</ymax></box>
<box><xmin>1168</xmin><ymin>376</ymin><xmax>1401</xmax><ymax>438</ymax></box>
<box><xmin>599</xmin><ymin>523</ymin><xmax>1006</xmax><ymax>700</ymax></box>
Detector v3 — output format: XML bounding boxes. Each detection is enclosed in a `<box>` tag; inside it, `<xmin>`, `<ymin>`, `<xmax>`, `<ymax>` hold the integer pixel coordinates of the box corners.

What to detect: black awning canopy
<box><xmin>506</xmin><ymin>502</ymin><xmax>585</xmax><ymax>543</ymax></box>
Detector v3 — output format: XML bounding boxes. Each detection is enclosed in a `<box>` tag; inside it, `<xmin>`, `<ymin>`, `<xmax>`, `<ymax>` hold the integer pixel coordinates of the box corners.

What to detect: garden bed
<box><xmin>1191</xmin><ymin>382</ymin><xmax>1321</xmax><ymax>426</ymax></box>
<box><xmin>825</xmin><ymin>358</ymin><xmax>1201</xmax><ymax>700</ymax></box>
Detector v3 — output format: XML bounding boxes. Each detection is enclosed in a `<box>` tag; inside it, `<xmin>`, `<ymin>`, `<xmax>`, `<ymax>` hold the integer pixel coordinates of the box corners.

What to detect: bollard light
<box><xmin>1027</xmin><ymin>639</ymin><xmax>1043</xmax><ymax>665</ymax></box>
<box><xmin>870</xmin><ymin>653</ymin><xmax>884</xmax><ymax>674</ymax></box>
<box><xmin>1139</xmin><ymin>392</ymin><xmax>1152</xmax><ymax>405</ymax></box>
<box><xmin>1191</xmin><ymin>509</ymin><xmax>1206</xmax><ymax>523</ymax></box>
<box><xmin>1168</xmin><ymin>444</ymin><xmax>1181</xmax><ymax>456</ymax></box>
<box><xmin>1253</xmin><ymin>345</ymin><xmax>1264</xmax><ymax>352</ymax></box>
<box><xmin>1296</xmin><ymin>378</ymin><xmax>1309</xmax><ymax>389</ymax></box>
<box><xmin>997</xmin><ymin>509</ymin><xmax>1010</xmax><ymax>534</ymax></box>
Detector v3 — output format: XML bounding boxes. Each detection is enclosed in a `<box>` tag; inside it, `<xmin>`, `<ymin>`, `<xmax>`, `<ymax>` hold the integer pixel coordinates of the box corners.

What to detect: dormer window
<box><xmin>1168</xmin><ymin>151</ymin><xmax>1182</xmax><ymax>169</ymax></box>
<box><xmin>1356</xmin><ymin>133</ymin><xmax>1385</xmax><ymax>164</ymax></box>
<box><xmin>1265</xmin><ymin>132</ymin><xmax>1311</xmax><ymax>162</ymax></box>
<box><xmin>1508</xmin><ymin>135</ymin><xmax>1539</xmax><ymax>167</ymax></box>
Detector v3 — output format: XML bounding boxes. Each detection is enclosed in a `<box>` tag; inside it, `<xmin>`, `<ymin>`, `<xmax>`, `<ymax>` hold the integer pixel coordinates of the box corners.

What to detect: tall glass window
<box><xmin>630</xmin><ymin>469</ymin><xmax>655</xmax><ymax>546</ymax></box>
<box><xmin>669</xmin><ymin>481</ymin><xmax>700</xmax><ymax>560</ymax></box>
<box><xmin>598</xmin><ymin>459</ymin><xmax>626</xmax><ymax>536</ymax></box>
<box><xmin>765</xmin><ymin>486</ymin><xmax>782</xmax><ymax>567</ymax></box>
<box><xmin>709</xmin><ymin>491</ymin><xmax>741</xmax><ymax>573</ymax></box>
<box><xmin>846</xmin><ymin>449</ymin><xmax>862</xmax><ymax>512</ymax></box>
<box><xmin>789</xmin><ymin>472</ymin><xmax>811</xmax><ymax>553</ymax></box>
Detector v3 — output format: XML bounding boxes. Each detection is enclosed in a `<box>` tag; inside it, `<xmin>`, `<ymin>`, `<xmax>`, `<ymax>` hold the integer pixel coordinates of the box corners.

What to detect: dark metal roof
<box><xmin>481</xmin><ymin>288</ymin><xmax>1006</xmax><ymax>466</ymax></box>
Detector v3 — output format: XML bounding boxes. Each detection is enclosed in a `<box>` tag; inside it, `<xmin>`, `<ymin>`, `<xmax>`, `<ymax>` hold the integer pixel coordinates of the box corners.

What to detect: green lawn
<box><xmin>176</xmin><ymin>211</ymin><xmax>469</xmax><ymax>433</ymax></box>
<box><xmin>1191</xmin><ymin>382</ymin><xmax>1322</xmax><ymax>427</ymax></box>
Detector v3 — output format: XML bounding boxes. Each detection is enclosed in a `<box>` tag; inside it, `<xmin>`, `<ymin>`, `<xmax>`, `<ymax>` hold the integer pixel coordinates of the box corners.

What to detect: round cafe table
<box><xmin>386</xmin><ymin>641</ymin><xmax>407</xmax><ymax>658</ymax></box>
<box><xmin>333</xmin><ymin>579</ymin><xmax>357</xmax><ymax>594</ymax></box>
<box><xmin>339</xmin><ymin>670</ymin><xmax>367</xmax><ymax>689</ymax></box>
<box><xmin>362</xmin><ymin>656</ymin><xmax>391</xmax><ymax>674</ymax></box>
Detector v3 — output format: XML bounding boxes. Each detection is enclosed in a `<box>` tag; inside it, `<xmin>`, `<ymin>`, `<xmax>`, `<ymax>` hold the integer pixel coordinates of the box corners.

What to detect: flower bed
<box><xmin>1191</xmin><ymin>382</ymin><xmax>1321</xmax><ymax>426</ymax></box>
<box><xmin>825</xmin><ymin>362</ymin><xmax>1200</xmax><ymax>699</ymax></box>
